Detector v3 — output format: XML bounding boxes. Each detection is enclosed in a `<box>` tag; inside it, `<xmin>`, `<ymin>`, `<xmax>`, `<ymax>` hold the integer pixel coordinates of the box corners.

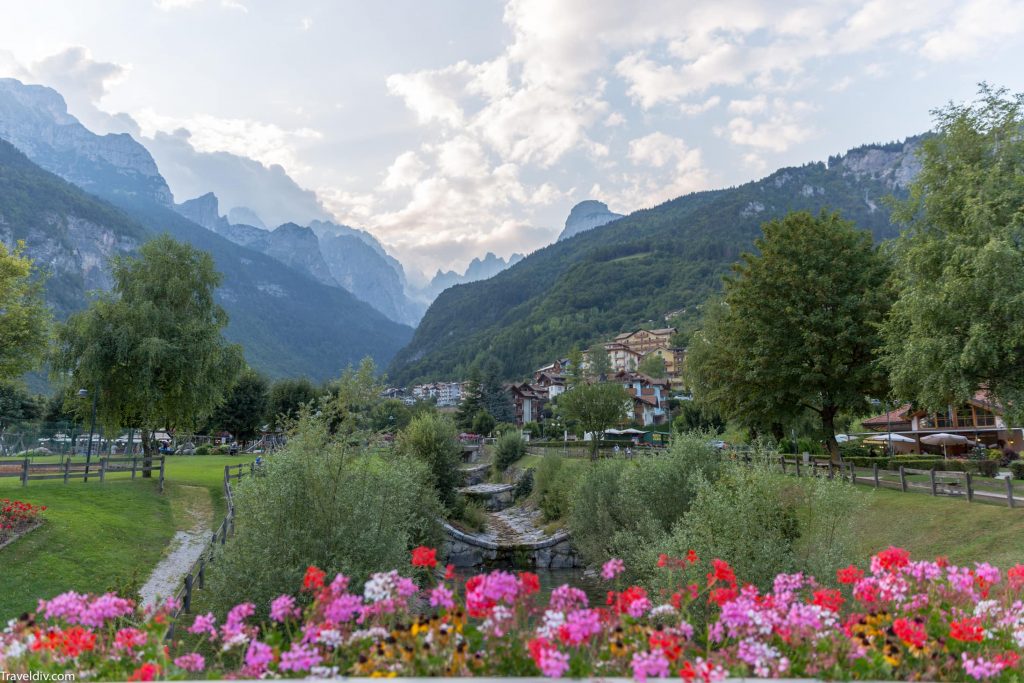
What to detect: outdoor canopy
<box><xmin>863</xmin><ymin>433</ymin><xmax>916</xmax><ymax>444</ymax></box>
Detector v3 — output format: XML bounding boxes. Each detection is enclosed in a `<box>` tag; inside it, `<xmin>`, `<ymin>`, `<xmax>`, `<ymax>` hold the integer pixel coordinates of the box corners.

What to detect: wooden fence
<box><xmin>0</xmin><ymin>456</ymin><xmax>165</xmax><ymax>492</ymax></box>
<box><xmin>744</xmin><ymin>455</ymin><xmax>1019</xmax><ymax>509</ymax></box>
<box><xmin>165</xmin><ymin>460</ymin><xmax>263</xmax><ymax>639</ymax></box>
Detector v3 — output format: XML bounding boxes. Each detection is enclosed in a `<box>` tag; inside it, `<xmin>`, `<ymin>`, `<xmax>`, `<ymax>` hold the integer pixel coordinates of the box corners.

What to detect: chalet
<box><xmin>861</xmin><ymin>393</ymin><xmax>1022</xmax><ymax>454</ymax></box>
<box><xmin>506</xmin><ymin>382</ymin><xmax>546</xmax><ymax>425</ymax></box>
<box><xmin>535</xmin><ymin>358</ymin><xmax>571</xmax><ymax>376</ymax></box>
<box><xmin>613</xmin><ymin>327</ymin><xmax>676</xmax><ymax>354</ymax></box>
<box><xmin>612</xmin><ymin>370</ymin><xmax>671</xmax><ymax>426</ymax></box>
<box><xmin>604</xmin><ymin>342</ymin><xmax>642</xmax><ymax>373</ymax></box>
<box><xmin>640</xmin><ymin>347</ymin><xmax>687</xmax><ymax>378</ymax></box>
<box><xmin>533</xmin><ymin>371</ymin><xmax>567</xmax><ymax>399</ymax></box>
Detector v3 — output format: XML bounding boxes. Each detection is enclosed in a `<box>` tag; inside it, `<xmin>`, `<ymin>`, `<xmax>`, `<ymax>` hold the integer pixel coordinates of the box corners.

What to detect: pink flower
<box><xmin>187</xmin><ymin>612</ymin><xmax>217</xmax><ymax>637</ymax></box>
<box><xmin>324</xmin><ymin>594</ymin><xmax>362</xmax><ymax>623</ymax></box>
<box><xmin>962</xmin><ymin>653</ymin><xmax>1009</xmax><ymax>680</ymax></box>
<box><xmin>429</xmin><ymin>584</ymin><xmax>455</xmax><ymax>610</ymax></box>
<box><xmin>278</xmin><ymin>641</ymin><xmax>322</xmax><ymax>672</ymax></box>
<box><xmin>561</xmin><ymin>608</ymin><xmax>602</xmax><ymax>645</ymax></box>
<box><xmin>631</xmin><ymin>649</ymin><xmax>670</xmax><ymax>682</ymax></box>
<box><xmin>244</xmin><ymin>640</ymin><xmax>274</xmax><ymax>676</ymax></box>
<box><xmin>529</xmin><ymin>638</ymin><xmax>570</xmax><ymax>678</ymax></box>
<box><xmin>113</xmin><ymin>627</ymin><xmax>148</xmax><ymax>650</ymax></box>
<box><xmin>549</xmin><ymin>584</ymin><xmax>589</xmax><ymax>611</ymax></box>
<box><xmin>602</xmin><ymin>557</ymin><xmax>626</xmax><ymax>580</ymax></box>
<box><xmin>173</xmin><ymin>653</ymin><xmax>205</xmax><ymax>672</ymax></box>
<box><xmin>270</xmin><ymin>594</ymin><xmax>299</xmax><ymax>623</ymax></box>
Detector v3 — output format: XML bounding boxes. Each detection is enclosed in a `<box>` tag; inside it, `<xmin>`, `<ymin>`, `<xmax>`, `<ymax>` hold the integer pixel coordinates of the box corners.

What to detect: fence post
<box><xmin>795</xmin><ymin>460</ymin><xmax>801</xmax><ymax>477</ymax></box>
<box><xmin>220</xmin><ymin>523</ymin><xmax>227</xmax><ymax>545</ymax></box>
<box><xmin>1007</xmin><ymin>477</ymin><xmax>1016</xmax><ymax>509</ymax></box>
<box><xmin>64</xmin><ymin>458</ymin><xmax>70</xmax><ymax>485</ymax></box>
<box><xmin>99</xmin><ymin>458</ymin><xmax>107</xmax><ymax>483</ymax></box>
<box><xmin>131</xmin><ymin>457</ymin><xmax>137</xmax><ymax>480</ymax></box>
<box><xmin>929</xmin><ymin>469</ymin><xmax>937</xmax><ymax>496</ymax></box>
<box><xmin>158</xmin><ymin>457</ymin><xmax>165</xmax><ymax>494</ymax></box>
<box><xmin>899</xmin><ymin>465</ymin><xmax>907</xmax><ymax>492</ymax></box>
<box><xmin>198</xmin><ymin>559</ymin><xmax>206</xmax><ymax>589</ymax></box>
<box><xmin>966</xmin><ymin>472</ymin><xmax>974</xmax><ymax>503</ymax></box>
<box><xmin>779</xmin><ymin>456</ymin><xmax>786</xmax><ymax>474</ymax></box>
<box><xmin>827</xmin><ymin>463</ymin><xmax>834</xmax><ymax>480</ymax></box>
<box><xmin>872</xmin><ymin>462</ymin><xmax>879</xmax><ymax>488</ymax></box>
<box><xmin>21</xmin><ymin>458</ymin><xmax>29</xmax><ymax>486</ymax></box>
<box><xmin>849</xmin><ymin>462</ymin><xmax>857</xmax><ymax>484</ymax></box>
<box><xmin>183</xmin><ymin>573</ymin><xmax>193</xmax><ymax>613</ymax></box>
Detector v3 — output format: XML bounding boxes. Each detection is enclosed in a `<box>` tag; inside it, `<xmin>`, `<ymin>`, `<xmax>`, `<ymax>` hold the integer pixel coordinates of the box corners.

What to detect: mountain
<box><xmin>0</xmin><ymin>79</ymin><xmax>413</xmax><ymax>380</ymax></box>
<box><xmin>420</xmin><ymin>252</ymin><xmax>525</xmax><ymax>301</ymax></box>
<box><xmin>0</xmin><ymin>78</ymin><xmax>173</xmax><ymax>207</ymax></box>
<box><xmin>557</xmin><ymin>200</ymin><xmax>624</xmax><ymax>241</ymax></box>
<box><xmin>227</xmin><ymin>206</ymin><xmax>266</xmax><ymax>229</ymax></box>
<box><xmin>388</xmin><ymin>137</ymin><xmax>924</xmax><ymax>384</ymax></box>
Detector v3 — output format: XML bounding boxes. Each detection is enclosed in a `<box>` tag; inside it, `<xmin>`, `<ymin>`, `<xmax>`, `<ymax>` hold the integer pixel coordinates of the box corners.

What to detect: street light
<box><xmin>78</xmin><ymin>385</ymin><xmax>99</xmax><ymax>482</ymax></box>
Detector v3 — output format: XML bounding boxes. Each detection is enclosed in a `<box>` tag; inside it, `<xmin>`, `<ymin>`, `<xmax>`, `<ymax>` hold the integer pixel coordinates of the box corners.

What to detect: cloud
<box><xmin>143</xmin><ymin>128</ymin><xmax>333</xmax><ymax>226</ymax></box>
<box><xmin>721</xmin><ymin>98</ymin><xmax>817</xmax><ymax>152</ymax></box>
<box><xmin>920</xmin><ymin>0</ymin><xmax>1024</xmax><ymax>61</ymax></box>
<box><xmin>154</xmin><ymin>0</ymin><xmax>247</xmax><ymax>11</ymax></box>
<box><xmin>680</xmin><ymin>95</ymin><xmax>721</xmax><ymax>115</ymax></box>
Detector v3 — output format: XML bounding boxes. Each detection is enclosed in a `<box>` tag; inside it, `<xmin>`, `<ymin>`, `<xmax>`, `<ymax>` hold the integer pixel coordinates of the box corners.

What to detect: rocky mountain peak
<box><xmin>558</xmin><ymin>199</ymin><xmax>624</xmax><ymax>241</ymax></box>
<box><xmin>227</xmin><ymin>206</ymin><xmax>266</xmax><ymax>229</ymax></box>
<box><xmin>176</xmin><ymin>192</ymin><xmax>225</xmax><ymax>232</ymax></box>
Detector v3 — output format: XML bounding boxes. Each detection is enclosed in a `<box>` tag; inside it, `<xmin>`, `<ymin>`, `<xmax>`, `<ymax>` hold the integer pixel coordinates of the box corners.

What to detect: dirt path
<box><xmin>138</xmin><ymin>485</ymin><xmax>214</xmax><ymax>608</ymax></box>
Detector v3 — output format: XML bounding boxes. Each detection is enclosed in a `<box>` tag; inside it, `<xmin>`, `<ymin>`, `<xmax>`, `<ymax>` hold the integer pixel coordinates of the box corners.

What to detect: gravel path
<box><xmin>138</xmin><ymin>485</ymin><xmax>214</xmax><ymax>608</ymax></box>
<box><xmin>482</xmin><ymin>503</ymin><xmax>555</xmax><ymax>545</ymax></box>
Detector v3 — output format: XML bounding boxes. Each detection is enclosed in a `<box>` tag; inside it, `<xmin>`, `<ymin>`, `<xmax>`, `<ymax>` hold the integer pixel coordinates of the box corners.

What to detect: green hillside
<box><xmin>389</xmin><ymin>138</ymin><xmax>920</xmax><ymax>384</ymax></box>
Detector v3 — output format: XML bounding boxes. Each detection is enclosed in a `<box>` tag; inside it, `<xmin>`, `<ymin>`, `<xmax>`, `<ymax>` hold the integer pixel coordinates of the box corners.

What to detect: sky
<box><xmin>2</xmin><ymin>0</ymin><xmax>1024</xmax><ymax>280</ymax></box>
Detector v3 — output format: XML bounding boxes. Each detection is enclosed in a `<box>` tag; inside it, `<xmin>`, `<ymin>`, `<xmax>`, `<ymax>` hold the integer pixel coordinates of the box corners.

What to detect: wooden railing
<box><xmin>739</xmin><ymin>455</ymin><xmax>1019</xmax><ymax>509</ymax></box>
<box><xmin>0</xmin><ymin>456</ymin><xmax>165</xmax><ymax>492</ymax></box>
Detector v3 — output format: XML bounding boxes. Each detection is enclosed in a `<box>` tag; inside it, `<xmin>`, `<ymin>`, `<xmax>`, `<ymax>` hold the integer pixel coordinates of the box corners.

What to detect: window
<box><xmin>976</xmin><ymin>408</ymin><xmax>996</xmax><ymax>426</ymax></box>
<box><xmin>919</xmin><ymin>414</ymin><xmax>934</xmax><ymax>428</ymax></box>
<box><xmin>935</xmin><ymin>411</ymin><xmax>953</xmax><ymax>428</ymax></box>
<box><xmin>956</xmin><ymin>406</ymin><xmax>974</xmax><ymax>427</ymax></box>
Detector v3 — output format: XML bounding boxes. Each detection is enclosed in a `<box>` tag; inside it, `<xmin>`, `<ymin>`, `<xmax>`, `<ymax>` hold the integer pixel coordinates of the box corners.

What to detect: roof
<box><xmin>862</xmin><ymin>403</ymin><xmax>913</xmax><ymax>427</ymax></box>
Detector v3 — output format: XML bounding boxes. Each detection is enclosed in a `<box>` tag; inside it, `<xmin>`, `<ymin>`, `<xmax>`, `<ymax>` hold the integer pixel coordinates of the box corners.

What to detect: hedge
<box><xmin>1011</xmin><ymin>461</ymin><xmax>1024</xmax><ymax>480</ymax></box>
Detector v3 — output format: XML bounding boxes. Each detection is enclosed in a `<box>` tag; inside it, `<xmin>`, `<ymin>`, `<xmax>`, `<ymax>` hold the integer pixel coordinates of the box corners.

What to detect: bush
<box><xmin>194</xmin><ymin>445</ymin><xmax>211</xmax><ymax>455</ymax></box>
<box><xmin>1011</xmin><ymin>461</ymin><xmax>1024</xmax><ymax>479</ymax></box>
<box><xmin>398</xmin><ymin>413</ymin><xmax>463</xmax><ymax>508</ymax></box>
<box><xmin>454</xmin><ymin>498</ymin><xmax>487</xmax><ymax>533</ymax></box>
<box><xmin>512</xmin><ymin>468</ymin><xmax>533</xmax><ymax>499</ymax></box>
<box><xmin>838</xmin><ymin>442</ymin><xmax>872</xmax><ymax>459</ymax></box>
<box><xmin>494</xmin><ymin>430</ymin><xmax>526</xmax><ymax>473</ymax></box>
<box><xmin>568</xmin><ymin>433</ymin><xmax>721</xmax><ymax>576</ymax></box>
<box><xmin>535</xmin><ymin>456</ymin><xmax>575</xmax><ymax>522</ymax></box>
<box><xmin>207</xmin><ymin>411</ymin><xmax>442</xmax><ymax>617</ymax></box>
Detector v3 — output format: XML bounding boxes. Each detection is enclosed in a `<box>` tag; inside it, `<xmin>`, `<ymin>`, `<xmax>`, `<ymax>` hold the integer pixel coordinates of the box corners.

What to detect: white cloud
<box><xmin>680</xmin><ymin>95</ymin><xmax>721</xmax><ymax>115</ymax></box>
<box><xmin>154</xmin><ymin>0</ymin><xmax>247</xmax><ymax>11</ymax></box>
<box><xmin>920</xmin><ymin>0</ymin><xmax>1024</xmax><ymax>61</ymax></box>
<box><xmin>382</xmin><ymin>151</ymin><xmax>427</xmax><ymax>190</ymax></box>
<box><xmin>721</xmin><ymin>98</ymin><xmax>817</xmax><ymax>152</ymax></box>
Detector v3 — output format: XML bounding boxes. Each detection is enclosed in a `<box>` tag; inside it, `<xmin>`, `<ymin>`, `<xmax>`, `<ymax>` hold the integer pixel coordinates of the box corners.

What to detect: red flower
<box><xmin>950</xmin><ymin>617</ymin><xmax>985</xmax><ymax>643</ymax></box>
<box><xmin>445</xmin><ymin>564</ymin><xmax>456</xmax><ymax>580</ymax></box>
<box><xmin>811</xmin><ymin>588</ymin><xmax>844</xmax><ymax>613</ymax></box>
<box><xmin>706</xmin><ymin>559</ymin><xmax>735</xmax><ymax>587</ymax></box>
<box><xmin>411</xmin><ymin>546</ymin><xmax>438</xmax><ymax>568</ymax></box>
<box><xmin>686</xmin><ymin>549</ymin><xmax>699</xmax><ymax>564</ymax></box>
<box><xmin>875</xmin><ymin>546</ymin><xmax>910</xmax><ymax>571</ymax></box>
<box><xmin>649</xmin><ymin>631</ymin><xmax>682</xmax><ymax>661</ymax></box>
<box><xmin>658</xmin><ymin>553</ymin><xmax>669</xmax><ymax>568</ymax></box>
<box><xmin>836</xmin><ymin>564</ymin><xmax>864</xmax><ymax>585</ymax></box>
<box><xmin>679</xmin><ymin>661</ymin><xmax>697</xmax><ymax>681</ymax></box>
<box><xmin>1008</xmin><ymin>564</ymin><xmax>1024</xmax><ymax>590</ymax></box>
<box><xmin>518</xmin><ymin>571</ymin><xmax>540</xmax><ymax>595</ymax></box>
<box><xmin>893</xmin><ymin>618</ymin><xmax>928</xmax><ymax>649</ymax></box>
<box><xmin>128</xmin><ymin>663</ymin><xmax>161</xmax><ymax>682</ymax></box>
<box><xmin>302</xmin><ymin>565</ymin><xmax>326</xmax><ymax>591</ymax></box>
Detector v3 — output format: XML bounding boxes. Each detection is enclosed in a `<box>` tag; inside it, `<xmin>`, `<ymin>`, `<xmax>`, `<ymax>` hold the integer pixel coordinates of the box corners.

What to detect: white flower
<box><xmin>318</xmin><ymin>628</ymin><xmax>342</xmax><ymax>648</ymax></box>
<box><xmin>649</xmin><ymin>603</ymin><xmax>677</xmax><ymax>617</ymax></box>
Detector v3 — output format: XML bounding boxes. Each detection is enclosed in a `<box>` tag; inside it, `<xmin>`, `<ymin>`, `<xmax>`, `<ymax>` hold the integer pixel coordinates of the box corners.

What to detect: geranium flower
<box><xmin>837</xmin><ymin>564</ymin><xmax>865</xmax><ymax>584</ymax></box>
<box><xmin>303</xmin><ymin>565</ymin><xmax>326</xmax><ymax>591</ymax></box>
<box><xmin>602</xmin><ymin>558</ymin><xmax>626</xmax><ymax>580</ymax></box>
<box><xmin>950</xmin><ymin>617</ymin><xmax>985</xmax><ymax>642</ymax></box>
<box><xmin>411</xmin><ymin>546</ymin><xmax>438</xmax><ymax>568</ymax></box>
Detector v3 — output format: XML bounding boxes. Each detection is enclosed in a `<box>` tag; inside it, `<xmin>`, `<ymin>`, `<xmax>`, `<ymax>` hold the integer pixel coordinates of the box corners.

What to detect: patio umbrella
<box><xmin>863</xmin><ymin>433</ymin><xmax>914</xmax><ymax>455</ymax></box>
<box><xmin>920</xmin><ymin>432</ymin><xmax>973</xmax><ymax>457</ymax></box>
<box><xmin>836</xmin><ymin>434</ymin><xmax>857</xmax><ymax>443</ymax></box>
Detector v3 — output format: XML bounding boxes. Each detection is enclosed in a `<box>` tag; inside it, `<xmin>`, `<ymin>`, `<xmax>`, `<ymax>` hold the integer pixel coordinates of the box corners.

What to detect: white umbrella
<box><xmin>920</xmin><ymin>432</ymin><xmax>974</xmax><ymax>457</ymax></box>
<box><xmin>836</xmin><ymin>434</ymin><xmax>857</xmax><ymax>443</ymax></box>
<box><xmin>863</xmin><ymin>433</ymin><xmax>915</xmax><ymax>443</ymax></box>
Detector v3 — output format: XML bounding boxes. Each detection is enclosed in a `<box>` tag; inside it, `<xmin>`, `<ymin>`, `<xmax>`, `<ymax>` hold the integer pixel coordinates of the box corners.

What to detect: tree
<box><xmin>637</xmin><ymin>353</ymin><xmax>667</xmax><ymax>378</ymax></box>
<box><xmin>0</xmin><ymin>241</ymin><xmax>50</xmax><ymax>382</ymax></box>
<box><xmin>587</xmin><ymin>346</ymin><xmax>612</xmax><ymax>380</ymax></box>
<box><xmin>673</xmin><ymin>400</ymin><xmax>725</xmax><ymax>435</ymax></box>
<box><xmin>478</xmin><ymin>357</ymin><xmax>514</xmax><ymax>424</ymax></box>
<box><xmin>687</xmin><ymin>211</ymin><xmax>890</xmax><ymax>462</ymax></box>
<box><xmin>882</xmin><ymin>85</ymin><xmax>1024</xmax><ymax>422</ymax></box>
<box><xmin>211</xmin><ymin>368</ymin><xmax>269</xmax><ymax>442</ymax></box>
<box><xmin>566</xmin><ymin>346</ymin><xmax>586</xmax><ymax>387</ymax></box>
<box><xmin>558</xmin><ymin>382</ymin><xmax>632</xmax><ymax>460</ymax></box>
<box><xmin>52</xmin><ymin>235</ymin><xmax>244</xmax><ymax>472</ymax></box>
<box><xmin>398</xmin><ymin>413</ymin><xmax>462</xmax><ymax>508</ymax></box>
<box><xmin>455</xmin><ymin>366</ymin><xmax>484</xmax><ymax>430</ymax></box>
<box><xmin>267</xmin><ymin>377</ymin><xmax>319</xmax><ymax>428</ymax></box>
<box><xmin>471</xmin><ymin>410</ymin><xmax>496</xmax><ymax>436</ymax></box>
<box><xmin>370</xmin><ymin>399</ymin><xmax>412</xmax><ymax>433</ymax></box>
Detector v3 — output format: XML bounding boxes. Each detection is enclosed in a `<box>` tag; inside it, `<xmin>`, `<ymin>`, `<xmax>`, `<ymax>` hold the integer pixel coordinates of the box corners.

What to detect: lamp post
<box><xmin>78</xmin><ymin>385</ymin><xmax>99</xmax><ymax>482</ymax></box>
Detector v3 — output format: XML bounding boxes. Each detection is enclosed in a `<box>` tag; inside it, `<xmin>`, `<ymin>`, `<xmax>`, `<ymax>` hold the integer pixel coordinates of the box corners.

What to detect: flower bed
<box><xmin>0</xmin><ymin>498</ymin><xmax>46</xmax><ymax>546</ymax></box>
<box><xmin>2</xmin><ymin>546</ymin><xmax>1024</xmax><ymax>681</ymax></box>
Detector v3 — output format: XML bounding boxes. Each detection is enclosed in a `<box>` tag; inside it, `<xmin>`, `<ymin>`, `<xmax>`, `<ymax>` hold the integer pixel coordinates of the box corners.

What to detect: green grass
<box><xmin>854</xmin><ymin>487</ymin><xmax>1024</xmax><ymax>567</ymax></box>
<box><xmin>0</xmin><ymin>455</ymin><xmax>252</xmax><ymax>620</ymax></box>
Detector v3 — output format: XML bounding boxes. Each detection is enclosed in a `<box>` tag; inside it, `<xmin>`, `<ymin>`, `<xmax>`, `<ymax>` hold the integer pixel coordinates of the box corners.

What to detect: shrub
<box><xmin>398</xmin><ymin>413</ymin><xmax>463</xmax><ymax>508</ymax></box>
<box><xmin>471</xmin><ymin>411</ymin><xmax>495</xmax><ymax>436</ymax></box>
<box><xmin>838</xmin><ymin>442</ymin><xmax>872</xmax><ymax>459</ymax></box>
<box><xmin>493</xmin><ymin>430</ymin><xmax>526</xmax><ymax>473</ymax></box>
<box><xmin>206</xmin><ymin>411</ymin><xmax>442</xmax><ymax>617</ymax></box>
<box><xmin>535</xmin><ymin>456</ymin><xmax>576</xmax><ymax>522</ymax></box>
<box><xmin>1011</xmin><ymin>461</ymin><xmax>1024</xmax><ymax>479</ymax></box>
<box><xmin>512</xmin><ymin>468</ymin><xmax>533</xmax><ymax>499</ymax></box>
<box><xmin>454</xmin><ymin>498</ymin><xmax>487</xmax><ymax>533</ymax></box>
<box><xmin>194</xmin><ymin>445</ymin><xmax>211</xmax><ymax>455</ymax></box>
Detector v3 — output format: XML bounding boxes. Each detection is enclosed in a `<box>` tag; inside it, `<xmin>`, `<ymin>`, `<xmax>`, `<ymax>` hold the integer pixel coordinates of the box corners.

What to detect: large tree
<box><xmin>687</xmin><ymin>211</ymin><xmax>890</xmax><ymax>462</ymax></box>
<box><xmin>0</xmin><ymin>241</ymin><xmax>50</xmax><ymax>382</ymax></box>
<box><xmin>882</xmin><ymin>86</ymin><xmax>1024</xmax><ymax>421</ymax></box>
<box><xmin>267</xmin><ymin>377</ymin><xmax>319</xmax><ymax>429</ymax></box>
<box><xmin>211</xmin><ymin>368</ymin><xmax>269</xmax><ymax>442</ymax></box>
<box><xmin>53</xmin><ymin>235</ymin><xmax>244</xmax><ymax>471</ymax></box>
<box><xmin>558</xmin><ymin>381</ymin><xmax>632</xmax><ymax>460</ymax></box>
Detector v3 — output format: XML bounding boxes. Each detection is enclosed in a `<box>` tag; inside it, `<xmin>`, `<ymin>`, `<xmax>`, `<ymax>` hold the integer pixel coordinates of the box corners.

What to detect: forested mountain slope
<box><xmin>389</xmin><ymin>138</ymin><xmax>922</xmax><ymax>384</ymax></box>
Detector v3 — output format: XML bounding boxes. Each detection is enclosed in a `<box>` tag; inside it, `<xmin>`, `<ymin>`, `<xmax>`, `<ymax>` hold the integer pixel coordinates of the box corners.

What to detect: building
<box><xmin>612</xmin><ymin>328</ymin><xmax>676</xmax><ymax>354</ymax></box>
<box><xmin>861</xmin><ymin>393</ymin><xmax>1022</xmax><ymax>454</ymax></box>
<box><xmin>604</xmin><ymin>342</ymin><xmax>643</xmax><ymax>373</ymax></box>
<box><xmin>506</xmin><ymin>382</ymin><xmax>546</xmax><ymax>425</ymax></box>
<box><xmin>410</xmin><ymin>381</ymin><xmax>465</xmax><ymax>407</ymax></box>
<box><xmin>640</xmin><ymin>347</ymin><xmax>686</xmax><ymax>378</ymax></box>
<box><xmin>533</xmin><ymin>371</ymin><xmax>567</xmax><ymax>399</ymax></box>
<box><xmin>612</xmin><ymin>370</ymin><xmax>671</xmax><ymax>426</ymax></box>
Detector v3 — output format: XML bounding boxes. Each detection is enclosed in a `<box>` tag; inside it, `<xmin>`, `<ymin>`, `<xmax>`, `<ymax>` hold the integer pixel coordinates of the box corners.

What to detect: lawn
<box><xmin>853</xmin><ymin>486</ymin><xmax>1024</xmax><ymax>568</ymax></box>
<box><xmin>0</xmin><ymin>455</ymin><xmax>253</xmax><ymax>620</ymax></box>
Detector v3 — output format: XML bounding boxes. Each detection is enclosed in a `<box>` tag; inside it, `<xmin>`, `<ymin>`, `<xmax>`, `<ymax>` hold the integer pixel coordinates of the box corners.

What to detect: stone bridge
<box><xmin>441</xmin><ymin>521</ymin><xmax>580</xmax><ymax>570</ymax></box>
